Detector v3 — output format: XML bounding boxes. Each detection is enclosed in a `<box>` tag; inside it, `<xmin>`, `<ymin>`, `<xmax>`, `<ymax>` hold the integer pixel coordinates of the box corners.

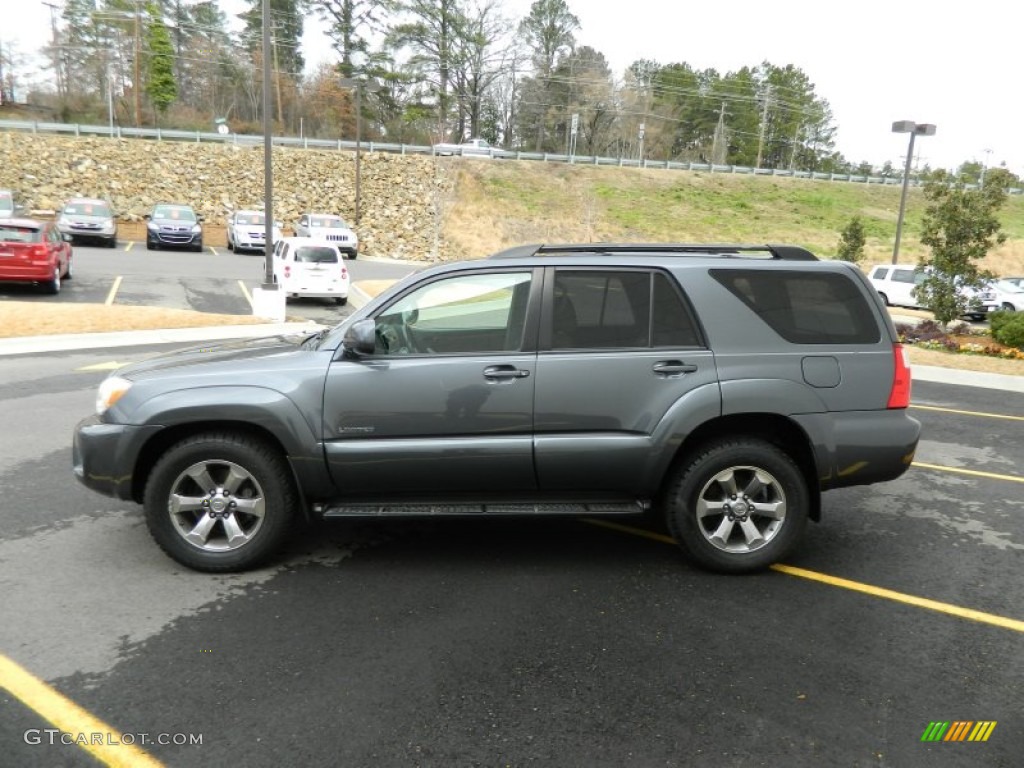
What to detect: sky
<box><xmin>8</xmin><ymin>0</ymin><xmax>1023</xmax><ymax>175</ymax></box>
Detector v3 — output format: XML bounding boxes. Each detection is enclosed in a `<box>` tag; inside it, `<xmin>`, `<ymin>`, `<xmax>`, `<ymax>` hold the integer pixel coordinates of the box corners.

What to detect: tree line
<box><xmin>5</xmin><ymin>0</ymin><xmax>1015</xmax><ymax>182</ymax></box>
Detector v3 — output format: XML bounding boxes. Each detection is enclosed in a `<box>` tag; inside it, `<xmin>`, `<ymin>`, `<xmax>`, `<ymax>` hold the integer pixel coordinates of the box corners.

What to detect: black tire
<box><xmin>878</xmin><ymin>292</ymin><xmax>890</xmax><ymax>306</ymax></box>
<box><xmin>43</xmin><ymin>265</ymin><xmax>61</xmax><ymax>295</ymax></box>
<box><xmin>143</xmin><ymin>432</ymin><xmax>298</xmax><ymax>572</ymax></box>
<box><xmin>192</xmin><ymin>242</ymin><xmax>203</xmax><ymax>252</ymax></box>
<box><xmin>1001</xmin><ymin>303</ymin><xmax>1015</xmax><ymax>312</ymax></box>
<box><xmin>64</xmin><ymin>254</ymin><xmax>74</xmax><ymax>280</ymax></box>
<box><xmin>664</xmin><ymin>438</ymin><xmax>808</xmax><ymax>574</ymax></box>
<box><xmin>227</xmin><ymin>238</ymin><xmax>234</xmax><ymax>252</ymax></box>
<box><xmin>147</xmin><ymin>240</ymin><xmax>156</xmax><ymax>251</ymax></box>
<box><xmin>107</xmin><ymin>238</ymin><xmax>117</xmax><ymax>249</ymax></box>
<box><xmin>335</xmin><ymin>296</ymin><xmax>348</xmax><ymax>305</ymax></box>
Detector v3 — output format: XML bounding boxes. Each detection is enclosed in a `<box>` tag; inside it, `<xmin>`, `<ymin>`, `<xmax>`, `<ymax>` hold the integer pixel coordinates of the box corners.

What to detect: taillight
<box><xmin>283</xmin><ymin>265</ymin><xmax>291</xmax><ymax>278</ymax></box>
<box><xmin>30</xmin><ymin>245</ymin><xmax>50</xmax><ymax>263</ymax></box>
<box><xmin>341</xmin><ymin>266</ymin><xmax>348</xmax><ymax>279</ymax></box>
<box><xmin>887</xmin><ymin>343</ymin><xmax>912</xmax><ymax>408</ymax></box>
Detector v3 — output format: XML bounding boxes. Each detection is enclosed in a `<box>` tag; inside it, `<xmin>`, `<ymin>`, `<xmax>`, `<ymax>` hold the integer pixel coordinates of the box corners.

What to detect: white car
<box><xmin>271</xmin><ymin>237</ymin><xmax>350</xmax><ymax>304</ymax></box>
<box><xmin>226</xmin><ymin>210</ymin><xmax>282</xmax><ymax>253</ymax></box>
<box><xmin>866</xmin><ymin>264</ymin><xmax>992</xmax><ymax>320</ymax></box>
<box><xmin>293</xmin><ymin>213</ymin><xmax>358</xmax><ymax>259</ymax></box>
<box><xmin>979</xmin><ymin>279</ymin><xmax>1024</xmax><ymax>312</ymax></box>
<box><xmin>431</xmin><ymin>138</ymin><xmax>502</xmax><ymax>158</ymax></box>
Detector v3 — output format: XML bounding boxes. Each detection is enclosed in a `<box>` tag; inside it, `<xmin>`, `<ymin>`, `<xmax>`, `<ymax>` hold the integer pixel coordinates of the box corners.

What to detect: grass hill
<box><xmin>440</xmin><ymin>160</ymin><xmax>1024</xmax><ymax>277</ymax></box>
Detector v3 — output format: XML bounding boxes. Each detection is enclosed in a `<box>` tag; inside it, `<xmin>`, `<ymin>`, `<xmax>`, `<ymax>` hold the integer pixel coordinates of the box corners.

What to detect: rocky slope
<box><xmin>0</xmin><ymin>132</ymin><xmax>457</xmax><ymax>260</ymax></box>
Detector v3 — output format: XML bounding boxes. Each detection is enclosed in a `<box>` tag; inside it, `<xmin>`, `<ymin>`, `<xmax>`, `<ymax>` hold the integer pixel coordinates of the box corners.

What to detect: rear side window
<box><xmin>872</xmin><ymin>267</ymin><xmax>889</xmax><ymax>280</ymax></box>
<box><xmin>551</xmin><ymin>269</ymin><xmax>700</xmax><ymax>349</ymax></box>
<box><xmin>295</xmin><ymin>246</ymin><xmax>339</xmax><ymax>263</ymax></box>
<box><xmin>710</xmin><ymin>269</ymin><xmax>880</xmax><ymax>344</ymax></box>
<box><xmin>892</xmin><ymin>269</ymin><xmax>918</xmax><ymax>284</ymax></box>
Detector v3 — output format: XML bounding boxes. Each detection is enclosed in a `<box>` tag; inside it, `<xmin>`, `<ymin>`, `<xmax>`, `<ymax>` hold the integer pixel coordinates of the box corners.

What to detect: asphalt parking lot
<box><xmin>0</xmin><ymin>249</ymin><xmax>1021</xmax><ymax>767</ymax></box>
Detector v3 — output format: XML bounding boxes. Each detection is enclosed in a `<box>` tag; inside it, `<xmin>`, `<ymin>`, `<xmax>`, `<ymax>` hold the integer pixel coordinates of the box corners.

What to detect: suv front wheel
<box><xmin>143</xmin><ymin>432</ymin><xmax>297</xmax><ymax>572</ymax></box>
<box><xmin>665</xmin><ymin>438</ymin><xmax>808</xmax><ymax>574</ymax></box>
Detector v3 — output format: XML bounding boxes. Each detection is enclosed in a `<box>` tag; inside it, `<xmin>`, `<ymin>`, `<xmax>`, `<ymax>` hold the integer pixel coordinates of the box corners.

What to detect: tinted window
<box><xmin>872</xmin><ymin>267</ymin><xmax>888</xmax><ymax>280</ymax></box>
<box><xmin>549</xmin><ymin>270</ymin><xmax>700</xmax><ymax>350</ymax></box>
<box><xmin>294</xmin><ymin>246</ymin><xmax>339</xmax><ymax>264</ymax></box>
<box><xmin>892</xmin><ymin>269</ymin><xmax>918</xmax><ymax>284</ymax></box>
<box><xmin>153</xmin><ymin>206</ymin><xmax>196</xmax><ymax>221</ymax></box>
<box><xmin>310</xmin><ymin>216</ymin><xmax>346</xmax><ymax>228</ymax></box>
<box><xmin>711</xmin><ymin>269</ymin><xmax>880</xmax><ymax>344</ymax></box>
<box><xmin>236</xmin><ymin>213</ymin><xmax>265</xmax><ymax>225</ymax></box>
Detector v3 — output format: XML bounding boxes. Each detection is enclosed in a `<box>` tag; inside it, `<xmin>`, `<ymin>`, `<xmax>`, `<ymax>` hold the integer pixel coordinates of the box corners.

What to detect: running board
<box><xmin>319</xmin><ymin>501</ymin><xmax>649</xmax><ymax>518</ymax></box>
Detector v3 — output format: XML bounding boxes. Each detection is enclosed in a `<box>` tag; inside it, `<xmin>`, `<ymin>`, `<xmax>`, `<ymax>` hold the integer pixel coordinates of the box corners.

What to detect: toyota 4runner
<box><xmin>73</xmin><ymin>243</ymin><xmax>921</xmax><ymax>574</ymax></box>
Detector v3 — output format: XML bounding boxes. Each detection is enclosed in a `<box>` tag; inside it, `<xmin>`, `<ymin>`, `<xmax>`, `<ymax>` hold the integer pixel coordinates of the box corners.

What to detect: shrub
<box><xmin>990</xmin><ymin>311</ymin><xmax>1024</xmax><ymax>348</ymax></box>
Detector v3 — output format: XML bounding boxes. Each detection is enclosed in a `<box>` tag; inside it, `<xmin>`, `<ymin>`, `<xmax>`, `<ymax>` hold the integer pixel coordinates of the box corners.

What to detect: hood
<box><xmin>116</xmin><ymin>331</ymin><xmax>317</xmax><ymax>380</ymax></box>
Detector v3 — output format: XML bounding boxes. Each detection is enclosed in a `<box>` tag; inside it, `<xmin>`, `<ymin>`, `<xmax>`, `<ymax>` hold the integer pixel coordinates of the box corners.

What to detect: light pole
<box><xmin>980</xmin><ymin>147</ymin><xmax>993</xmax><ymax>188</ymax></box>
<box><xmin>890</xmin><ymin>120</ymin><xmax>936</xmax><ymax>264</ymax></box>
<box><xmin>339</xmin><ymin>77</ymin><xmax>381</xmax><ymax>226</ymax></box>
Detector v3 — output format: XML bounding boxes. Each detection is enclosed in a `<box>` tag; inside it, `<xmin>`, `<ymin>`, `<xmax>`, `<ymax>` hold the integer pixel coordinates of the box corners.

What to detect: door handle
<box><xmin>652</xmin><ymin>361</ymin><xmax>698</xmax><ymax>376</ymax></box>
<box><xmin>483</xmin><ymin>365</ymin><xmax>531</xmax><ymax>380</ymax></box>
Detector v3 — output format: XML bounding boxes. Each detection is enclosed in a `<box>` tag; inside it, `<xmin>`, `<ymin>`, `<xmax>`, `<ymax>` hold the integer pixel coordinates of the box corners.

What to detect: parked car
<box><xmin>0</xmin><ymin>217</ymin><xmax>73</xmax><ymax>294</ymax></box>
<box><xmin>979</xmin><ymin>279</ymin><xmax>1024</xmax><ymax>312</ymax></box>
<box><xmin>0</xmin><ymin>188</ymin><xmax>26</xmax><ymax>219</ymax></box>
<box><xmin>271</xmin><ymin>236</ymin><xmax>350</xmax><ymax>303</ymax></box>
<box><xmin>56</xmin><ymin>197</ymin><xmax>118</xmax><ymax>248</ymax></box>
<box><xmin>866</xmin><ymin>264</ymin><xmax>990</xmax><ymax>320</ymax></box>
<box><xmin>293</xmin><ymin>213</ymin><xmax>358</xmax><ymax>258</ymax></box>
<box><xmin>226</xmin><ymin>210</ymin><xmax>282</xmax><ymax>253</ymax></box>
<box><xmin>73</xmin><ymin>242</ymin><xmax>920</xmax><ymax>575</ymax></box>
<box><xmin>999</xmin><ymin>276</ymin><xmax>1024</xmax><ymax>290</ymax></box>
<box><xmin>145</xmin><ymin>203</ymin><xmax>203</xmax><ymax>251</ymax></box>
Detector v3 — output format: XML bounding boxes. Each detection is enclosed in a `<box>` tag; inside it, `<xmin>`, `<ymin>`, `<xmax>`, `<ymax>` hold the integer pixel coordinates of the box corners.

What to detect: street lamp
<box><xmin>339</xmin><ymin>77</ymin><xmax>381</xmax><ymax>226</ymax></box>
<box><xmin>980</xmin><ymin>147</ymin><xmax>993</xmax><ymax>188</ymax></box>
<box><xmin>890</xmin><ymin>120</ymin><xmax>936</xmax><ymax>264</ymax></box>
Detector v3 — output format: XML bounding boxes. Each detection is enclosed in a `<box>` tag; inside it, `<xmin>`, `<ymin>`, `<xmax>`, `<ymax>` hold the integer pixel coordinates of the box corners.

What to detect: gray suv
<box><xmin>73</xmin><ymin>243</ymin><xmax>921</xmax><ymax>574</ymax></box>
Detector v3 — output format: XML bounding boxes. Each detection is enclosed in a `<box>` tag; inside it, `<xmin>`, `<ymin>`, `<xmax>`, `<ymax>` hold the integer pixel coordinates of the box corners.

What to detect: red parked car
<box><xmin>0</xmin><ymin>217</ymin><xmax>74</xmax><ymax>294</ymax></box>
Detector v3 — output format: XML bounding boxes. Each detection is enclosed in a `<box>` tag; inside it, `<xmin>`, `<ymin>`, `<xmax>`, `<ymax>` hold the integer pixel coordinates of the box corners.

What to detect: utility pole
<box><xmin>0</xmin><ymin>40</ymin><xmax>6</xmax><ymax>105</ymax></box>
<box><xmin>42</xmin><ymin>1</ymin><xmax>63</xmax><ymax>99</ymax></box>
<box><xmin>711</xmin><ymin>101</ymin><xmax>726</xmax><ymax>165</ymax></box>
<box><xmin>755</xmin><ymin>86</ymin><xmax>771</xmax><ymax>169</ymax></box>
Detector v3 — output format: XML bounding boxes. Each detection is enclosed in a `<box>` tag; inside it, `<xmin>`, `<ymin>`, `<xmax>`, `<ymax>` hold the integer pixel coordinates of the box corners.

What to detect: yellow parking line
<box><xmin>771</xmin><ymin>565</ymin><xmax>1024</xmax><ymax>633</ymax></box>
<box><xmin>581</xmin><ymin>519</ymin><xmax>1024</xmax><ymax>634</ymax></box>
<box><xmin>208</xmin><ymin>246</ymin><xmax>218</xmax><ymax>256</ymax></box>
<box><xmin>238</xmin><ymin>280</ymin><xmax>253</xmax><ymax>308</ymax></box>
<box><xmin>122</xmin><ymin>241</ymin><xmax>132</xmax><ymax>252</ymax></box>
<box><xmin>913</xmin><ymin>461</ymin><xmax>1024</xmax><ymax>484</ymax></box>
<box><xmin>0</xmin><ymin>653</ymin><xmax>165</xmax><ymax>767</ymax></box>
<box><xmin>912</xmin><ymin>404</ymin><xmax>1024</xmax><ymax>422</ymax></box>
<box><xmin>104</xmin><ymin>276</ymin><xmax>123</xmax><ymax>306</ymax></box>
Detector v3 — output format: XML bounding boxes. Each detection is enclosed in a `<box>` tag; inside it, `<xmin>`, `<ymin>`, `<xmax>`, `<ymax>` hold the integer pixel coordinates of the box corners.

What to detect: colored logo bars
<box><xmin>921</xmin><ymin>721</ymin><xmax>997</xmax><ymax>742</ymax></box>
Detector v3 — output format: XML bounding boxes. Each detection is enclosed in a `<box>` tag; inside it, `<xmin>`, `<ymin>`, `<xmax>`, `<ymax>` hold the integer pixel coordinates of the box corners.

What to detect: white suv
<box><xmin>867</xmin><ymin>264</ymin><xmax>992</xmax><ymax>320</ymax></box>
<box><xmin>271</xmin><ymin>236</ymin><xmax>350</xmax><ymax>304</ymax></box>
<box><xmin>293</xmin><ymin>213</ymin><xmax>358</xmax><ymax>259</ymax></box>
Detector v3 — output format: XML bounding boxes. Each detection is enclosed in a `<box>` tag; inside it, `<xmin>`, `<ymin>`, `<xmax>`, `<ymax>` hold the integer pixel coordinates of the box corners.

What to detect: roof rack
<box><xmin>487</xmin><ymin>243</ymin><xmax>819</xmax><ymax>261</ymax></box>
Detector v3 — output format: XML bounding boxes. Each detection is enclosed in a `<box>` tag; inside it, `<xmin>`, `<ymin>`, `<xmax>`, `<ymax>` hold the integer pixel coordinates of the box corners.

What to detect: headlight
<box><xmin>96</xmin><ymin>376</ymin><xmax>132</xmax><ymax>415</ymax></box>
<box><xmin>191</xmin><ymin>224</ymin><xmax>202</xmax><ymax>234</ymax></box>
<box><xmin>102</xmin><ymin>219</ymin><xmax>115</xmax><ymax>233</ymax></box>
<box><xmin>147</xmin><ymin>222</ymin><xmax>158</xmax><ymax>231</ymax></box>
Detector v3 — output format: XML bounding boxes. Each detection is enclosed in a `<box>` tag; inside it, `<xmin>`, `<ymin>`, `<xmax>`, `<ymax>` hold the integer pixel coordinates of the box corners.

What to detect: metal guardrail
<box><xmin>1</xmin><ymin>118</ymin><xmax>1020</xmax><ymax>194</ymax></box>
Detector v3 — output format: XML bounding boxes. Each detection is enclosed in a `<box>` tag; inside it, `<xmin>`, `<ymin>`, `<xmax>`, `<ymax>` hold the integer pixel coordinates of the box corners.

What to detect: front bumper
<box><xmin>72</xmin><ymin>415</ymin><xmax>163</xmax><ymax>502</ymax></box>
<box><xmin>148</xmin><ymin>228</ymin><xmax>202</xmax><ymax>247</ymax></box>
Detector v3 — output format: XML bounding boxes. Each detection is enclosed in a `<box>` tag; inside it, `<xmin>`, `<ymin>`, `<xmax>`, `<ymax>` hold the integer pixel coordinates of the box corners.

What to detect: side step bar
<box><xmin>319</xmin><ymin>501</ymin><xmax>649</xmax><ymax>518</ymax></box>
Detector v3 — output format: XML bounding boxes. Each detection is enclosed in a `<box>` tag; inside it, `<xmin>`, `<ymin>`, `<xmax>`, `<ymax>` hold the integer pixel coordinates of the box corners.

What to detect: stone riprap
<box><xmin>0</xmin><ymin>132</ymin><xmax>456</xmax><ymax>261</ymax></box>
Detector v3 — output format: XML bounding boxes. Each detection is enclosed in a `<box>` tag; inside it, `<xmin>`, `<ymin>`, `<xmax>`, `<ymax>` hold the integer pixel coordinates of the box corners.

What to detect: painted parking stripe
<box><xmin>104</xmin><ymin>276</ymin><xmax>122</xmax><ymax>306</ymax></box>
<box><xmin>122</xmin><ymin>241</ymin><xmax>132</xmax><ymax>252</ymax></box>
<box><xmin>208</xmin><ymin>246</ymin><xmax>218</xmax><ymax>256</ymax></box>
<box><xmin>912</xmin><ymin>461</ymin><xmax>1024</xmax><ymax>484</ymax></box>
<box><xmin>912</xmin><ymin>404</ymin><xmax>1024</xmax><ymax>422</ymax></box>
<box><xmin>238</xmin><ymin>280</ymin><xmax>254</xmax><ymax>308</ymax></box>
<box><xmin>581</xmin><ymin>519</ymin><xmax>1024</xmax><ymax>634</ymax></box>
<box><xmin>0</xmin><ymin>653</ymin><xmax>165</xmax><ymax>767</ymax></box>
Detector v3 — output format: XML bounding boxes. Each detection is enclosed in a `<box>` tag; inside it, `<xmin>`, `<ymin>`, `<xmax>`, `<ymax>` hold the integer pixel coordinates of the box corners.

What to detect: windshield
<box><xmin>64</xmin><ymin>201</ymin><xmax>111</xmax><ymax>217</ymax></box>
<box><xmin>310</xmin><ymin>216</ymin><xmax>347</xmax><ymax>229</ymax></box>
<box><xmin>0</xmin><ymin>195</ymin><xmax>13</xmax><ymax>213</ymax></box>
<box><xmin>153</xmin><ymin>206</ymin><xmax>197</xmax><ymax>222</ymax></box>
<box><xmin>994</xmin><ymin>280</ymin><xmax>1024</xmax><ymax>293</ymax></box>
<box><xmin>235</xmin><ymin>213</ymin><xmax>266</xmax><ymax>225</ymax></box>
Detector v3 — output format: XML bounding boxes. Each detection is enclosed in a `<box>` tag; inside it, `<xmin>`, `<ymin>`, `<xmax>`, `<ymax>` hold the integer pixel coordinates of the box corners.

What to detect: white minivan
<box><xmin>867</xmin><ymin>264</ymin><xmax>993</xmax><ymax>320</ymax></box>
<box><xmin>271</xmin><ymin>237</ymin><xmax>350</xmax><ymax>304</ymax></box>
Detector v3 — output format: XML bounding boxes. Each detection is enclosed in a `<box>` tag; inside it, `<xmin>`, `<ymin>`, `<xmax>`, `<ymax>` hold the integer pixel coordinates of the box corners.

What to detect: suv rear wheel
<box><xmin>665</xmin><ymin>438</ymin><xmax>808</xmax><ymax>574</ymax></box>
<box><xmin>143</xmin><ymin>432</ymin><xmax>297</xmax><ymax>572</ymax></box>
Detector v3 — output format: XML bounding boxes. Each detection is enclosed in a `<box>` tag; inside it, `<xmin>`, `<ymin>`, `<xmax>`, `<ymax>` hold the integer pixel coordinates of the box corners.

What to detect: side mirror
<box><xmin>343</xmin><ymin>318</ymin><xmax>376</xmax><ymax>356</ymax></box>
<box><xmin>143</xmin><ymin>213</ymin><xmax>151</xmax><ymax>220</ymax></box>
